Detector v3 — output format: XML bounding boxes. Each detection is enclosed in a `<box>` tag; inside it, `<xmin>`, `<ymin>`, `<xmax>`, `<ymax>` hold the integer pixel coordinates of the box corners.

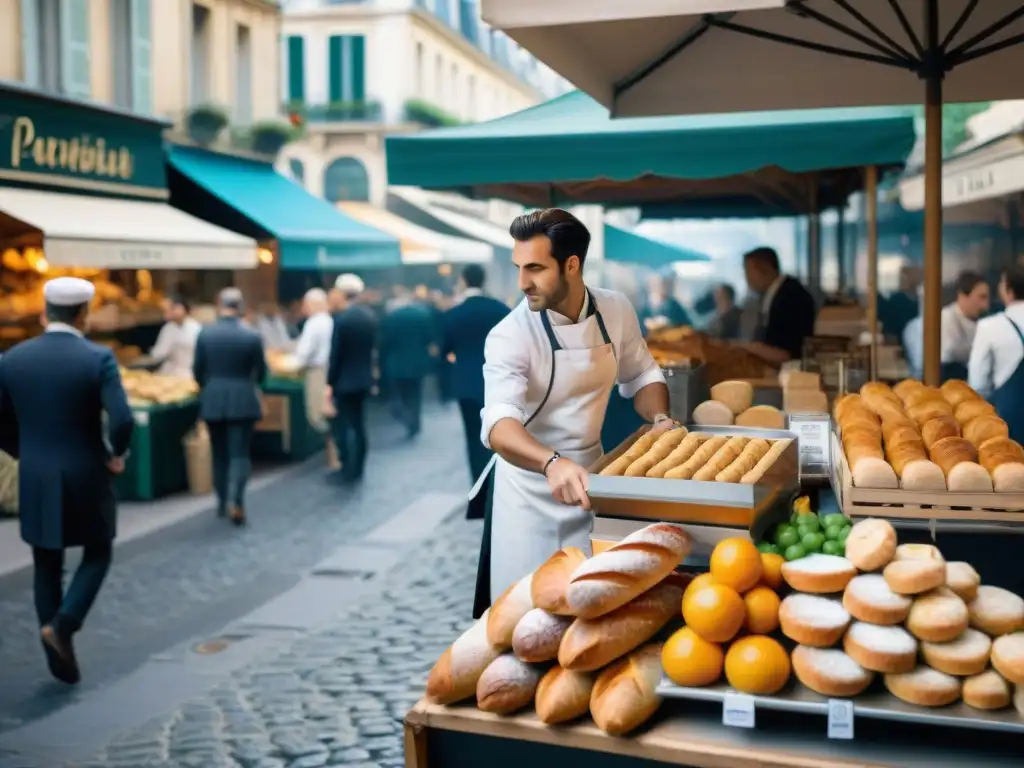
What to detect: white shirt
<box><xmin>480</xmin><ymin>287</ymin><xmax>664</xmax><ymax>448</ymax></box>
<box><xmin>902</xmin><ymin>302</ymin><xmax>979</xmax><ymax>378</ymax></box>
<box><xmin>968</xmin><ymin>302</ymin><xmax>1024</xmax><ymax>397</ymax></box>
<box><xmin>294</xmin><ymin>311</ymin><xmax>333</xmax><ymax>369</ymax></box>
<box><xmin>760</xmin><ymin>274</ymin><xmax>786</xmax><ymax>316</ymax></box>
<box><xmin>151</xmin><ymin>317</ymin><xmax>201</xmax><ymax>378</ymax></box>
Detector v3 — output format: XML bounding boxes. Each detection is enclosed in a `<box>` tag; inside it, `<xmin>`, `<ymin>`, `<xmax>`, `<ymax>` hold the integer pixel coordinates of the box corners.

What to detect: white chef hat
<box><xmin>44</xmin><ymin>277</ymin><xmax>95</xmax><ymax>306</ymax></box>
<box><xmin>334</xmin><ymin>273</ymin><xmax>364</xmax><ymax>297</ymax></box>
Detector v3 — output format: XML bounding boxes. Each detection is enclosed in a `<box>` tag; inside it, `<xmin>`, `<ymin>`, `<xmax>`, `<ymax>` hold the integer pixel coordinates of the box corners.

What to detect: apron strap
<box><xmin>1006</xmin><ymin>315</ymin><xmax>1024</xmax><ymax>347</ymax></box>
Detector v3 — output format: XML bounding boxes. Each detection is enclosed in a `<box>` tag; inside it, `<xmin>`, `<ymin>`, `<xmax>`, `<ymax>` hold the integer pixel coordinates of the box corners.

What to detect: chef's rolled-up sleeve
<box><xmin>615</xmin><ymin>296</ymin><xmax>666</xmax><ymax>399</ymax></box>
<box><xmin>480</xmin><ymin>321</ymin><xmax>530</xmax><ymax>450</ymax></box>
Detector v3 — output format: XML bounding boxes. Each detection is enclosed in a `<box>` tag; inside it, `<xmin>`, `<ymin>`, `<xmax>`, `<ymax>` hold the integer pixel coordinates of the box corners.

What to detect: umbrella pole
<box><xmin>866</xmin><ymin>165</ymin><xmax>878</xmax><ymax>382</ymax></box>
<box><xmin>921</xmin><ymin>3</ymin><xmax>943</xmax><ymax>387</ymax></box>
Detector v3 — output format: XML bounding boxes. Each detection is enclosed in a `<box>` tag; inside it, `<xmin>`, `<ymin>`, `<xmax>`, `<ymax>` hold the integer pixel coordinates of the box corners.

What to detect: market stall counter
<box><xmin>252</xmin><ymin>375</ymin><xmax>325</xmax><ymax>462</ymax></box>
<box><xmin>117</xmin><ymin>399</ymin><xmax>200</xmax><ymax>501</ymax></box>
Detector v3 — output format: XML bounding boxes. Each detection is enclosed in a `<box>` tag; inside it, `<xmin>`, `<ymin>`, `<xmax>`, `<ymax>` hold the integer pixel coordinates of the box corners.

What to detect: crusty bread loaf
<box><xmin>600</xmin><ymin>432</ymin><xmax>660</xmax><ymax>476</ymax></box>
<box><xmin>791</xmin><ymin>646</ymin><xmax>874</xmax><ymax>698</ymax></box>
<box><xmin>954</xmin><ymin>399</ymin><xmax>995</xmax><ymax>425</ymax></box>
<box><xmin>963</xmin><ymin>669</ymin><xmax>1012</xmax><ymax>710</ymax></box>
<box><xmin>425</xmin><ymin>611</ymin><xmax>502</xmax><ymax>704</ymax></box>
<box><xmin>476</xmin><ymin>653</ymin><xmax>543</xmax><ymax>714</ymax></box>
<box><xmin>908</xmin><ymin>398</ymin><xmax>954</xmax><ymax>428</ymax></box>
<box><xmin>978</xmin><ymin>437</ymin><xmax>1024</xmax><ymax>492</ymax></box>
<box><xmin>881</xmin><ymin>415</ymin><xmax>919</xmax><ymax>443</ymax></box>
<box><xmin>899</xmin><ymin>459</ymin><xmax>947</xmax><ymax>491</ymax></box>
<box><xmin>963</xmin><ymin>414</ymin><xmax>1010</xmax><ymax>448</ymax></box>
<box><xmin>885</xmin><ymin>438</ymin><xmax>928</xmax><ymax>476</ymax></box>
<box><xmin>968</xmin><ymin>586</ymin><xmax>1024</xmax><ymax>637</ymax></box>
<box><xmin>903</xmin><ymin>386</ymin><xmax>946</xmax><ymax>410</ymax></box>
<box><xmin>665</xmin><ymin>436</ymin><xmax>728</xmax><ymax>479</ymax></box>
<box><xmin>834</xmin><ymin>394</ymin><xmax>870</xmax><ymax>423</ymax></box>
<box><xmin>734</xmin><ymin>405</ymin><xmax>785</xmax><ymax>430</ymax></box>
<box><xmin>716</xmin><ymin>438</ymin><xmax>770</xmax><ymax>483</ymax></box>
<box><xmin>692</xmin><ymin>400</ymin><xmax>735</xmax><ymax>426</ymax></box>
<box><xmin>920</xmin><ymin>628</ymin><xmax>991</xmax><ymax>676</ymax></box>
<box><xmin>928</xmin><ymin>436</ymin><xmax>992</xmax><ymax>492</ymax></box>
<box><xmin>939</xmin><ymin>379</ymin><xmax>981</xmax><ymax>408</ymax></box>
<box><xmin>851</xmin><ymin>456</ymin><xmax>899</xmax><ymax>489</ymax></box>
<box><xmin>710</xmin><ymin>380</ymin><xmax>754</xmax><ymax>415</ymax></box>
<box><xmin>531</xmin><ymin>547</ymin><xmax>587</xmax><ymax>615</ymax></box>
<box><xmin>512</xmin><ymin>608</ymin><xmax>573</xmax><ymax>663</ymax></box>
<box><xmin>692</xmin><ymin>436</ymin><xmax>749</xmax><ymax>481</ymax></box>
<box><xmin>740</xmin><ymin>438</ymin><xmax>792</xmax><ymax>484</ymax></box>
<box><xmin>566</xmin><ymin>523</ymin><xmax>691</xmax><ymax>619</ymax></box>
<box><xmin>559</xmin><ymin>580</ymin><xmax>684</xmax><ymax>671</ymax></box>
<box><xmin>885</xmin><ymin>424</ymin><xmax>925</xmax><ymax>451</ymax></box>
<box><xmin>589</xmin><ymin>644</ymin><xmax>663</xmax><ymax>735</ymax></box>
<box><xmin>646</xmin><ymin>433</ymin><xmax>707</xmax><ymax>478</ymax></box>
<box><xmin>488</xmin><ymin>574</ymin><xmax>535</xmax><ymax>648</ymax></box>
<box><xmin>860</xmin><ymin>382</ymin><xmax>902</xmax><ymax>416</ymax></box>
<box><xmin>534</xmin><ymin>666</ymin><xmax>594</xmax><ymax>724</ymax></box>
<box><xmin>991</xmin><ymin>632</ymin><xmax>1024</xmax><ymax>685</ymax></box>
<box><xmin>884</xmin><ymin>666</ymin><xmax>962</xmax><ymax>707</ymax></box>
<box><xmin>843</xmin><ymin>519</ymin><xmax>897</xmax><ymax>572</ymax></box>
<box><xmin>893</xmin><ymin>378</ymin><xmax>926</xmax><ymax>402</ymax></box>
<box><xmin>921</xmin><ymin>415</ymin><xmax>960</xmax><ymax>451</ymax></box>
<box><xmin>624</xmin><ymin>428</ymin><xmax>690</xmax><ymax>477</ymax></box>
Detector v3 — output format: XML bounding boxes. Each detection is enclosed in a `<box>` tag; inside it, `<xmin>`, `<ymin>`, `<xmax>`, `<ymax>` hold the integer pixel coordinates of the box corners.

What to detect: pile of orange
<box><xmin>662</xmin><ymin>537</ymin><xmax>791</xmax><ymax>695</ymax></box>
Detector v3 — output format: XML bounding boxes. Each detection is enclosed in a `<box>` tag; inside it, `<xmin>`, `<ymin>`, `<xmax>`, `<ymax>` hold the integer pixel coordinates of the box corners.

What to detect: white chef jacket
<box><xmin>902</xmin><ymin>303</ymin><xmax>977</xmax><ymax>379</ymax></box>
<box><xmin>293</xmin><ymin>311</ymin><xmax>333</xmax><ymax>369</ymax></box>
<box><xmin>480</xmin><ymin>286</ymin><xmax>665</xmax><ymax>448</ymax></box>
<box><xmin>968</xmin><ymin>301</ymin><xmax>1024</xmax><ymax>398</ymax></box>
<box><xmin>151</xmin><ymin>317</ymin><xmax>201</xmax><ymax>378</ymax></box>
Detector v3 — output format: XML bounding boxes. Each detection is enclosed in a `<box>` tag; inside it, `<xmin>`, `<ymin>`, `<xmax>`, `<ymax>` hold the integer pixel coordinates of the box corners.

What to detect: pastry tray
<box><xmin>657</xmin><ymin>678</ymin><xmax>1024</xmax><ymax>735</ymax></box>
<box><xmin>588</xmin><ymin>425</ymin><xmax>800</xmax><ymax>529</ymax></box>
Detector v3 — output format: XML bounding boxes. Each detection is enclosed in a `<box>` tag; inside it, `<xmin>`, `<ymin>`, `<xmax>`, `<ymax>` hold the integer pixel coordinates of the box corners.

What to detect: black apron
<box><xmin>991</xmin><ymin>315</ymin><xmax>1024</xmax><ymax>444</ymax></box>
<box><xmin>470</xmin><ymin>293</ymin><xmax>612</xmax><ymax>619</ymax></box>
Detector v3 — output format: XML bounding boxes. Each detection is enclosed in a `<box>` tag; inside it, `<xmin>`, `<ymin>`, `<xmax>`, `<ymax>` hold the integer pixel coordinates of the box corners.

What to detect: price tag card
<box><xmin>722</xmin><ymin>692</ymin><xmax>756</xmax><ymax>729</ymax></box>
<box><xmin>789</xmin><ymin>415</ymin><xmax>831</xmax><ymax>478</ymax></box>
<box><xmin>827</xmin><ymin>699</ymin><xmax>854</xmax><ymax>739</ymax></box>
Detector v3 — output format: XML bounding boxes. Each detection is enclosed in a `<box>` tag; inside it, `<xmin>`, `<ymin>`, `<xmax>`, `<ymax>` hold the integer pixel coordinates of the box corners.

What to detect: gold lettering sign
<box><xmin>10</xmin><ymin>116</ymin><xmax>135</xmax><ymax>181</ymax></box>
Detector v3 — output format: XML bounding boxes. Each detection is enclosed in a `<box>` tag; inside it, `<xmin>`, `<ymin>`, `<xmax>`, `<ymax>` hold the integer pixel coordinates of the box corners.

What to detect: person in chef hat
<box><xmin>0</xmin><ymin>276</ymin><xmax>134</xmax><ymax>684</ymax></box>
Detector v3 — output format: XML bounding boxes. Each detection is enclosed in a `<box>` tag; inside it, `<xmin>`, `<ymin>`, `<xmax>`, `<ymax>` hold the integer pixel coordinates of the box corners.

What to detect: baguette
<box><xmin>624</xmin><ymin>428</ymin><xmax>690</xmax><ymax>477</ymax></box>
<box><xmin>531</xmin><ymin>547</ymin><xmax>587</xmax><ymax>615</ymax></box>
<box><xmin>512</xmin><ymin>608</ymin><xmax>573</xmax><ymax>663</ymax></box>
<box><xmin>559</xmin><ymin>579</ymin><xmax>684</xmax><ymax>671</ymax></box>
<box><xmin>600</xmin><ymin>432</ymin><xmax>660</xmax><ymax>476</ymax></box>
<box><xmin>716</xmin><ymin>438</ymin><xmax>770</xmax><ymax>483</ymax></box>
<box><xmin>692</xmin><ymin>436</ymin><xmax>749</xmax><ymax>481</ymax></box>
<box><xmin>566</xmin><ymin>524</ymin><xmax>692</xmax><ymax>619</ymax></box>
<box><xmin>476</xmin><ymin>653</ymin><xmax>543</xmax><ymax>714</ymax></box>
<box><xmin>646</xmin><ymin>432</ymin><xmax>707</xmax><ymax>478</ymax></box>
<box><xmin>740</xmin><ymin>439</ymin><xmax>792</xmax><ymax>484</ymax></box>
<box><xmin>487</xmin><ymin>574</ymin><xmax>534</xmax><ymax>648</ymax></box>
<box><xmin>535</xmin><ymin>666</ymin><xmax>594</xmax><ymax>725</ymax></box>
<box><xmin>425</xmin><ymin>611</ymin><xmax>502</xmax><ymax>704</ymax></box>
<box><xmin>590</xmin><ymin>644</ymin><xmax>663</xmax><ymax>735</ymax></box>
<box><xmin>664</xmin><ymin>436</ymin><xmax>728</xmax><ymax>479</ymax></box>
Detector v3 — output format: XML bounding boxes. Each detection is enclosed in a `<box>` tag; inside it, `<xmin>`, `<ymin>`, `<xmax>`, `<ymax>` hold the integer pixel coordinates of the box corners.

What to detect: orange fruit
<box><xmin>710</xmin><ymin>538</ymin><xmax>763</xmax><ymax>593</ymax></box>
<box><xmin>662</xmin><ymin>627</ymin><xmax>724</xmax><ymax>687</ymax></box>
<box><xmin>743</xmin><ymin>586</ymin><xmax>781</xmax><ymax>634</ymax></box>
<box><xmin>724</xmin><ymin>636</ymin><xmax>791</xmax><ymax>695</ymax></box>
<box><xmin>682</xmin><ymin>572</ymin><xmax>716</xmax><ymax>608</ymax></box>
<box><xmin>759</xmin><ymin>553</ymin><xmax>785</xmax><ymax>590</ymax></box>
<box><xmin>682</xmin><ymin>583</ymin><xmax>745</xmax><ymax>643</ymax></box>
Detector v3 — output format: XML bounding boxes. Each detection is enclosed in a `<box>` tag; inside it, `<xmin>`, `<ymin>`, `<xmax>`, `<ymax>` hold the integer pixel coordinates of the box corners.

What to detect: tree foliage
<box><xmin>913</xmin><ymin>102</ymin><xmax>992</xmax><ymax>156</ymax></box>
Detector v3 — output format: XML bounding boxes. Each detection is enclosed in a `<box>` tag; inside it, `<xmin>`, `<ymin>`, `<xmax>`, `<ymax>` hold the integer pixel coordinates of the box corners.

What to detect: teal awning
<box><xmin>604</xmin><ymin>224</ymin><xmax>709</xmax><ymax>268</ymax></box>
<box><xmin>167</xmin><ymin>146</ymin><xmax>400</xmax><ymax>270</ymax></box>
<box><xmin>385</xmin><ymin>92</ymin><xmax>916</xmax><ymax>218</ymax></box>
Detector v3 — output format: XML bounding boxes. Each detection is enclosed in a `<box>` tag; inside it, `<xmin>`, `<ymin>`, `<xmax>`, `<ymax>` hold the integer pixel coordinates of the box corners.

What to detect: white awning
<box><xmin>388</xmin><ymin>188</ymin><xmax>513</xmax><ymax>251</ymax></box>
<box><xmin>338</xmin><ymin>202</ymin><xmax>493</xmax><ymax>264</ymax></box>
<box><xmin>0</xmin><ymin>187</ymin><xmax>259</xmax><ymax>269</ymax></box>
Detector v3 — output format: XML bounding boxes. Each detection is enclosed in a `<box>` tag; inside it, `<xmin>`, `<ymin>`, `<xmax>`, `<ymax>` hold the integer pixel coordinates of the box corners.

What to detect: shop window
<box><xmin>323</xmin><ymin>157</ymin><xmax>370</xmax><ymax>203</ymax></box>
<box><xmin>235</xmin><ymin>24</ymin><xmax>253</xmax><ymax>124</ymax></box>
<box><xmin>110</xmin><ymin>0</ymin><xmax>152</xmax><ymax>113</ymax></box>
<box><xmin>190</xmin><ymin>2</ymin><xmax>211</xmax><ymax>105</ymax></box>
<box><xmin>20</xmin><ymin>0</ymin><xmax>90</xmax><ymax>97</ymax></box>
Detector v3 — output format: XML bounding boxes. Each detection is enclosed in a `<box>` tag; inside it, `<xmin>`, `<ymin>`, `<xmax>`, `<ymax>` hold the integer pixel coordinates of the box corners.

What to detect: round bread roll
<box><xmin>920</xmin><ymin>628</ymin><xmax>992</xmax><ymax>676</ymax></box>
<box><xmin>944</xmin><ymin>562</ymin><xmax>981</xmax><ymax>602</ymax></box>
<box><xmin>921</xmin><ymin>415</ymin><xmax>960</xmax><ymax>451</ymax></box>
<box><xmin>991</xmin><ymin>632</ymin><xmax>1024</xmax><ymax>685</ymax></box>
<box><xmin>893</xmin><ymin>543</ymin><xmax>944</xmax><ymax>563</ymax></box>
<box><xmin>692</xmin><ymin>400</ymin><xmax>734</xmax><ymax>426</ymax></box>
<box><xmin>884</xmin><ymin>666</ymin><xmax>962</xmax><ymax>707</ymax></box>
<box><xmin>843</xmin><ymin>519</ymin><xmax>897</xmax><ymax>572</ymax></box>
<box><xmin>710</xmin><ymin>380</ymin><xmax>754</xmax><ymax>415</ymax></box>
<box><xmin>962</xmin><ymin>669</ymin><xmax>1012</xmax><ymax>710</ymax></box>
<box><xmin>939</xmin><ymin>379</ymin><xmax>981</xmax><ymax>408</ymax></box>
<box><xmin>779</xmin><ymin>594</ymin><xmax>851</xmax><ymax>647</ymax></box>
<box><xmin>954</xmin><ymin>398</ymin><xmax>995</xmax><ymax>425</ymax></box>
<box><xmin>968</xmin><ymin>586</ymin><xmax>1024</xmax><ymax>637</ymax></box>
<box><xmin>781</xmin><ymin>554</ymin><xmax>857</xmax><ymax>594</ymax></box>
<box><xmin>907</xmin><ymin>589</ymin><xmax>969</xmax><ymax>642</ymax></box>
<box><xmin>883</xmin><ymin>558</ymin><xmax>946</xmax><ymax>595</ymax></box>
<box><xmin>791</xmin><ymin>646</ymin><xmax>874</xmax><ymax>697</ymax></box>
<box><xmin>843</xmin><ymin>574</ymin><xmax>912</xmax><ymax>625</ymax></box>
<box><xmin>844</xmin><ymin>622</ymin><xmax>917</xmax><ymax>673</ymax></box>
<box><xmin>963</xmin><ymin>415</ymin><xmax>1010</xmax><ymax>448</ymax></box>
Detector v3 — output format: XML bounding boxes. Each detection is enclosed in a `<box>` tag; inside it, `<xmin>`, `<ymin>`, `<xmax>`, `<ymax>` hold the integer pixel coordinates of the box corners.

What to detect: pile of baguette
<box><xmin>691</xmin><ymin>380</ymin><xmax>786</xmax><ymax>430</ymax></box>
<box><xmin>599</xmin><ymin>426</ymin><xmax>792</xmax><ymax>484</ymax></box>
<box><xmin>425</xmin><ymin>524</ymin><xmax>694</xmax><ymax>735</ymax></box>
<box><xmin>835</xmin><ymin>379</ymin><xmax>1024</xmax><ymax>493</ymax></box>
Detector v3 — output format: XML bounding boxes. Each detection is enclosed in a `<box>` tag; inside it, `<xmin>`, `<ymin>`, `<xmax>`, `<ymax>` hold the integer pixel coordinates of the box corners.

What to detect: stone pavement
<box><xmin>0</xmin><ymin>399</ymin><xmax>471</xmax><ymax>741</ymax></box>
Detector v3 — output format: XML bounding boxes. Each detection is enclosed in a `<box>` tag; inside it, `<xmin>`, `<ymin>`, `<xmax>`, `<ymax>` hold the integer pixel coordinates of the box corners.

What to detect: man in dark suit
<box><xmin>380</xmin><ymin>288</ymin><xmax>436</xmax><ymax>439</ymax></box>
<box><xmin>0</xmin><ymin>277</ymin><xmax>133</xmax><ymax>684</ymax></box>
<box><xmin>442</xmin><ymin>265</ymin><xmax>510</xmax><ymax>485</ymax></box>
<box><xmin>326</xmin><ymin>274</ymin><xmax>377</xmax><ymax>484</ymax></box>
<box><xmin>740</xmin><ymin>246</ymin><xmax>817</xmax><ymax>365</ymax></box>
<box><xmin>193</xmin><ymin>288</ymin><xmax>267</xmax><ymax>526</ymax></box>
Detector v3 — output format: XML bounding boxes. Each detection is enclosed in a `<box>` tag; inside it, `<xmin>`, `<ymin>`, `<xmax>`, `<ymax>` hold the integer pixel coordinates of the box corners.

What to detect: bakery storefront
<box><xmin>0</xmin><ymin>83</ymin><xmax>259</xmax><ymax>500</ymax></box>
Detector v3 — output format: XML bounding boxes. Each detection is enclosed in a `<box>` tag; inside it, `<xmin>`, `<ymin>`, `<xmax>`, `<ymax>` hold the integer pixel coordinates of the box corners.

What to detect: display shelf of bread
<box><xmin>831</xmin><ymin>379</ymin><xmax>1024</xmax><ymax>521</ymax></box>
<box><xmin>646</xmin><ymin>328</ymin><xmax>774</xmax><ymax>385</ymax></box>
<box><xmin>120</xmin><ymin>368</ymin><xmax>198</xmax><ymax>407</ymax></box>
<box><xmin>690</xmin><ymin>380</ymin><xmax>788</xmax><ymax>429</ymax></box>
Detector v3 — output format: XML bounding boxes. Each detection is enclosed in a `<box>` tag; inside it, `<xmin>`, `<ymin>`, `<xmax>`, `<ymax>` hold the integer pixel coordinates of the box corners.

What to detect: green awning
<box><xmin>604</xmin><ymin>224</ymin><xmax>709</xmax><ymax>268</ymax></box>
<box><xmin>168</xmin><ymin>146</ymin><xmax>400</xmax><ymax>270</ymax></box>
<box><xmin>385</xmin><ymin>92</ymin><xmax>916</xmax><ymax>218</ymax></box>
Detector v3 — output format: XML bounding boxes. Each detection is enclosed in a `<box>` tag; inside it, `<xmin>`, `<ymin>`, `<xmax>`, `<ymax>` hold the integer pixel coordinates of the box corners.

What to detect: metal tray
<box><xmin>588</xmin><ymin>425</ymin><xmax>800</xmax><ymax>529</ymax></box>
<box><xmin>657</xmin><ymin>678</ymin><xmax>1024</xmax><ymax>735</ymax></box>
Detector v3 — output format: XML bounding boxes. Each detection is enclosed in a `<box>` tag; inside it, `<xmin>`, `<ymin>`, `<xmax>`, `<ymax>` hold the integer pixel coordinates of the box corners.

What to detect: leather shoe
<box><xmin>40</xmin><ymin>624</ymin><xmax>81</xmax><ymax>685</ymax></box>
<box><xmin>228</xmin><ymin>504</ymin><xmax>246</xmax><ymax>526</ymax></box>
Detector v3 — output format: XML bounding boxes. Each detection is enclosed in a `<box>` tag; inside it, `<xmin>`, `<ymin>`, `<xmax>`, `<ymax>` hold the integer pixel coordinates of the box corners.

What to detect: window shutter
<box><xmin>349</xmin><ymin>36</ymin><xmax>365</xmax><ymax>102</ymax></box>
<box><xmin>328</xmin><ymin>35</ymin><xmax>342</xmax><ymax>102</ymax></box>
<box><xmin>286</xmin><ymin>35</ymin><xmax>304</xmax><ymax>102</ymax></box>
<box><xmin>19</xmin><ymin>0</ymin><xmax>40</xmax><ymax>87</ymax></box>
<box><xmin>130</xmin><ymin>0</ymin><xmax>152</xmax><ymax>113</ymax></box>
<box><xmin>60</xmin><ymin>0</ymin><xmax>91</xmax><ymax>99</ymax></box>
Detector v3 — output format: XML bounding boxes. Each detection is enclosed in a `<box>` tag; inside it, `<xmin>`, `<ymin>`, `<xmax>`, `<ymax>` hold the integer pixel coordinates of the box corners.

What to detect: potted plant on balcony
<box><xmin>186</xmin><ymin>104</ymin><xmax>229</xmax><ymax>146</ymax></box>
<box><xmin>250</xmin><ymin>120</ymin><xmax>297</xmax><ymax>158</ymax></box>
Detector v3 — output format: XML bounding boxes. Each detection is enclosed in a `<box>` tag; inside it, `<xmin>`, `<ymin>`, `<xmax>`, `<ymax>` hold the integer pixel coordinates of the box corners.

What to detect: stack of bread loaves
<box><xmin>425</xmin><ymin>524</ymin><xmax>693</xmax><ymax>735</ymax></box>
<box><xmin>834</xmin><ymin>379</ymin><xmax>1024</xmax><ymax>492</ymax></box>
<box><xmin>785</xmin><ymin>517</ymin><xmax>1024</xmax><ymax>711</ymax></box>
<box><xmin>691</xmin><ymin>380</ymin><xmax>786</xmax><ymax>430</ymax></box>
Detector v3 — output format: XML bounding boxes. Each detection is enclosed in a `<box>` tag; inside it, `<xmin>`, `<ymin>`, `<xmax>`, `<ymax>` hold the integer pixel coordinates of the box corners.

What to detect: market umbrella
<box><xmin>603</xmin><ymin>223</ymin><xmax>711</xmax><ymax>268</ymax></box>
<box><xmin>480</xmin><ymin>0</ymin><xmax>1024</xmax><ymax>384</ymax></box>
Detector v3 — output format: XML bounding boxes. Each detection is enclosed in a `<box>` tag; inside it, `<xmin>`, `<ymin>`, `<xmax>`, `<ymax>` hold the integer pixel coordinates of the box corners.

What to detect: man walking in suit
<box><xmin>325</xmin><ymin>274</ymin><xmax>377</xmax><ymax>484</ymax></box>
<box><xmin>0</xmin><ymin>277</ymin><xmax>134</xmax><ymax>684</ymax></box>
<box><xmin>380</xmin><ymin>287</ymin><xmax>436</xmax><ymax>438</ymax></box>
<box><xmin>193</xmin><ymin>288</ymin><xmax>267</xmax><ymax>526</ymax></box>
<box><xmin>443</xmin><ymin>265</ymin><xmax>510</xmax><ymax>488</ymax></box>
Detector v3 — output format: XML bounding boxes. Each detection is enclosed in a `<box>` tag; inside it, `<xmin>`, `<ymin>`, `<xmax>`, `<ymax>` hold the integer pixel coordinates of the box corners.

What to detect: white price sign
<box><xmin>722</xmin><ymin>692</ymin><xmax>756</xmax><ymax>729</ymax></box>
<box><xmin>827</xmin><ymin>699</ymin><xmax>854</xmax><ymax>739</ymax></box>
<box><xmin>790</xmin><ymin>416</ymin><xmax>830</xmax><ymax>476</ymax></box>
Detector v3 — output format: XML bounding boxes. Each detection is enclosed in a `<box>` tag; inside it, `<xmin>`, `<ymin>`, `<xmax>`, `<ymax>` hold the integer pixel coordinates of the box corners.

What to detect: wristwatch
<box><xmin>542</xmin><ymin>452</ymin><xmax>562</xmax><ymax>476</ymax></box>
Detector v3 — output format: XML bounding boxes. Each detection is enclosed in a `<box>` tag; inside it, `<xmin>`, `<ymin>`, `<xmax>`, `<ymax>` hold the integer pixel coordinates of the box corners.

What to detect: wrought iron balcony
<box><xmin>283</xmin><ymin>100</ymin><xmax>383</xmax><ymax>123</ymax></box>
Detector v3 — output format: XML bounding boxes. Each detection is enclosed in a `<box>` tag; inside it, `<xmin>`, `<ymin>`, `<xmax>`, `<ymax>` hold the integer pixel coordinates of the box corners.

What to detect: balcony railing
<box><xmin>403</xmin><ymin>99</ymin><xmax>460</xmax><ymax>128</ymax></box>
<box><xmin>284</xmin><ymin>100</ymin><xmax>383</xmax><ymax>123</ymax></box>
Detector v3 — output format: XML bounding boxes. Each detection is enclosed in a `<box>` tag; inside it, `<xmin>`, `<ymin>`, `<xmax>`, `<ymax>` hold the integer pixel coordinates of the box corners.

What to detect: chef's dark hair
<box><xmin>955</xmin><ymin>270</ymin><xmax>985</xmax><ymax>296</ymax></box>
<box><xmin>462</xmin><ymin>264</ymin><xmax>486</xmax><ymax>289</ymax></box>
<box><xmin>1003</xmin><ymin>265</ymin><xmax>1024</xmax><ymax>300</ymax></box>
<box><xmin>743</xmin><ymin>247</ymin><xmax>780</xmax><ymax>274</ymax></box>
<box><xmin>510</xmin><ymin>208</ymin><xmax>590</xmax><ymax>268</ymax></box>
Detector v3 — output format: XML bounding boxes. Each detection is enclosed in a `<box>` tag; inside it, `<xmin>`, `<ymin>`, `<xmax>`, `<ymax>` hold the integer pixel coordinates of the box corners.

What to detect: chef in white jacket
<box><xmin>150</xmin><ymin>295</ymin><xmax>201</xmax><ymax>379</ymax></box>
<box><xmin>471</xmin><ymin>209</ymin><xmax>672</xmax><ymax>617</ymax></box>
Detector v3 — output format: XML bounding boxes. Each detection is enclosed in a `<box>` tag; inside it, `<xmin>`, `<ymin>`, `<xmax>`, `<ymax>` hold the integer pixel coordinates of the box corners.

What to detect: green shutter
<box><xmin>60</xmin><ymin>0</ymin><xmax>91</xmax><ymax>99</ymax></box>
<box><xmin>130</xmin><ymin>0</ymin><xmax>152</xmax><ymax>113</ymax></box>
<box><xmin>350</xmin><ymin>35</ymin><xmax>365</xmax><ymax>102</ymax></box>
<box><xmin>287</xmin><ymin>35</ymin><xmax>304</xmax><ymax>102</ymax></box>
<box><xmin>328</xmin><ymin>35</ymin><xmax>343</xmax><ymax>102</ymax></box>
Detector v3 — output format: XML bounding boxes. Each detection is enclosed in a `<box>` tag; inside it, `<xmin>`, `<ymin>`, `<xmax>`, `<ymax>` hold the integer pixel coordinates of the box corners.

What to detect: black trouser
<box><xmin>458</xmin><ymin>398</ymin><xmax>490</xmax><ymax>483</ymax></box>
<box><xmin>392</xmin><ymin>377</ymin><xmax>423</xmax><ymax>436</ymax></box>
<box><xmin>32</xmin><ymin>543</ymin><xmax>112</xmax><ymax>634</ymax></box>
<box><xmin>207</xmin><ymin>420</ymin><xmax>255</xmax><ymax>511</ymax></box>
<box><xmin>333</xmin><ymin>390</ymin><xmax>369</xmax><ymax>479</ymax></box>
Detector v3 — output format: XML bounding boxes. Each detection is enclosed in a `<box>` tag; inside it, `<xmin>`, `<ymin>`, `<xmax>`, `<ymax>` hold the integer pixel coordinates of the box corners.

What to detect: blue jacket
<box><xmin>442</xmin><ymin>294</ymin><xmax>510</xmax><ymax>402</ymax></box>
<box><xmin>193</xmin><ymin>317</ymin><xmax>267</xmax><ymax>422</ymax></box>
<box><xmin>0</xmin><ymin>330</ymin><xmax>134</xmax><ymax>549</ymax></box>
<box><xmin>328</xmin><ymin>304</ymin><xmax>378</xmax><ymax>395</ymax></box>
<box><xmin>379</xmin><ymin>302</ymin><xmax>436</xmax><ymax>381</ymax></box>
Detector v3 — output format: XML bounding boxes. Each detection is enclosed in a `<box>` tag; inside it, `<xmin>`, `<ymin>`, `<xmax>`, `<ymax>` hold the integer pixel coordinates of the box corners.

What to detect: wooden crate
<box><xmin>830</xmin><ymin>431</ymin><xmax>1024</xmax><ymax>524</ymax></box>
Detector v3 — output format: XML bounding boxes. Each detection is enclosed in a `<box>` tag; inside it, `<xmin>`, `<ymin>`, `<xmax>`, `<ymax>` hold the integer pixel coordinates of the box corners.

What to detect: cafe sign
<box><xmin>0</xmin><ymin>85</ymin><xmax>167</xmax><ymax>199</ymax></box>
